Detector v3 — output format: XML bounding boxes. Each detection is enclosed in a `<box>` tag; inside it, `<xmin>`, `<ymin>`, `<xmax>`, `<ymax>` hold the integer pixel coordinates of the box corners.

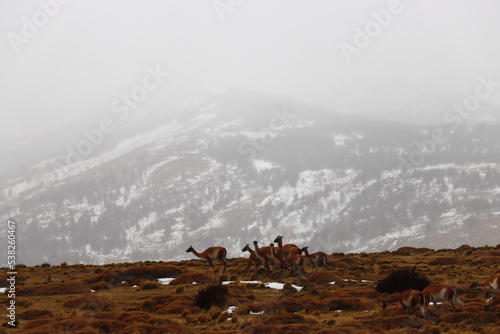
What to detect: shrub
<box><xmin>18</xmin><ymin>309</ymin><xmax>53</xmax><ymax>320</ymax></box>
<box><xmin>194</xmin><ymin>284</ymin><xmax>229</xmax><ymax>310</ymax></box>
<box><xmin>141</xmin><ymin>281</ymin><xmax>160</xmax><ymax>290</ymax></box>
<box><xmin>122</xmin><ymin>265</ymin><xmax>181</xmax><ymax>280</ymax></box>
<box><xmin>0</xmin><ymin>273</ymin><xmax>24</xmax><ymax>287</ymax></box>
<box><xmin>84</xmin><ymin>265</ymin><xmax>181</xmax><ymax>285</ymax></box>
<box><xmin>170</xmin><ymin>272</ymin><xmax>214</xmax><ymax>285</ymax></box>
<box><xmin>140</xmin><ymin>295</ymin><xmax>179</xmax><ymax>311</ymax></box>
<box><xmin>121</xmin><ymin>323</ymin><xmax>184</xmax><ymax>334</ymax></box>
<box><xmin>118</xmin><ymin>311</ymin><xmax>151</xmax><ymax>323</ymax></box>
<box><xmin>268</xmin><ymin>298</ymin><xmax>304</xmax><ymax>313</ymax></box>
<box><xmin>363</xmin><ymin>315</ymin><xmax>428</xmax><ymax>331</ymax></box>
<box><xmin>375</xmin><ymin>268</ymin><xmax>430</xmax><ymax>294</ymax></box>
<box><xmin>90</xmin><ymin>281</ymin><xmax>111</xmax><ymax>291</ymax></box>
<box><xmin>63</xmin><ymin>295</ymin><xmax>116</xmax><ymax>311</ymax></box>
<box><xmin>140</xmin><ymin>294</ymin><xmax>196</xmax><ymax>314</ymax></box>
<box><xmin>472</xmin><ymin>257</ymin><xmax>499</xmax><ymax>266</ymax></box>
<box><xmin>429</xmin><ymin>257</ymin><xmax>459</xmax><ymax>265</ymax></box>
<box><xmin>266</xmin><ymin>313</ymin><xmax>305</xmax><ymax>324</ymax></box>
<box><xmin>327</xmin><ymin>297</ymin><xmax>376</xmax><ymax>311</ymax></box>
<box><xmin>305</xmin><ymin>271</ymin><xmax>339</xmax><ymax>285</ymax></box>
<box><xmin>18</xmin><ymin>281</ymin><xmax>90</xmax><ymax>296</ymax></box>
<box><xmin>84</xmin><ymin>271</ymin><xmax>122</xmax><ymax>285</ymax></box>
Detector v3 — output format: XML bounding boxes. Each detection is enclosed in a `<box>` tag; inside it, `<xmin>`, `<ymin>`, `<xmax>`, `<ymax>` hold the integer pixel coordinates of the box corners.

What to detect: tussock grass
<box><xmin>169</xmin><ymin>271</ymin><xmax>214</xmax><ymax>285</ymax></box>
<box><xmin>18</xmin><ymin>281</ymin><xmax>90</xmax><ymax>296</ymax></box>
<box><xmin>305</xmin><ymin>271</ymin><xmax>339</xmax><ymax>284</ymax></box>
<box><xmin>63</xmin><ymin>295</ymin><xmax>116</xmax><ymax>310</ymax></box>
<box><xmin>10</xmin><ymin>244</ymin><xmax>500</xmax><ymax>333</ymax></box>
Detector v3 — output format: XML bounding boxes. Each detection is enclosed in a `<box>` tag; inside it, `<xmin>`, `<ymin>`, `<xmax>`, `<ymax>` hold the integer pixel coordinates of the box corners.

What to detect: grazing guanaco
<box><xmin>274</xmin><ymin>235</ymin><xmax>300</xmax><ymax>258</ymax></box>
<box><xmin>269</xmin><ymin>243</ymin><xmax>288</xmax><ymax>271</ymax></box>
<box><xmin>301</xmin><ymin>246</ymin><xmax>328</xmax><ymax>271</ymax></box>
<box><xmin>382</xmin><ymin>289</ymin><xmax>424</xmax><ymax>316</ymax></box>
<box><xmin>242</xmin><ymin>244</ymin><xmax>261</xmax><ymax>272</ymax></box>
<box><xmin>253</xmin><ymin>241</ymin><xmax>272</xmax><ymax>272</ymax></box>
<box><xmin>470</xmin><ymin>272</ymin><xmax>500</xmax><ymax>291</ymax></box>
<box><xmin>420</xmin><ymin>284</ymin><xmax>465</xmax><ymax>319</ymax></box>
<box><xmin>186</xmin><ymin>245</ymin><xmax>227</xmax><ymax>274</ymax></box>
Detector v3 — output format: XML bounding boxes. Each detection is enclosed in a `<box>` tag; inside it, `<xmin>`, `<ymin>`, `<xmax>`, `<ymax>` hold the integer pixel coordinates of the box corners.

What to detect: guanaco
<box><xmin>186</xmin><ymin>245</ymin><xmax>227</xmax><ymax>274</ymax></box>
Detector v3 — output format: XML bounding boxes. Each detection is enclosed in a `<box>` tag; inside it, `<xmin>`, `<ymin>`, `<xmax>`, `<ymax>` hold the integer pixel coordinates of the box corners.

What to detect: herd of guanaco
<box><xmin>186</xmin><ymin>239</ymin><xmax>500</xmax><ymax>317</ymax></box>
<box><xmin>186</xmin><ymin>235</ymin><xmax>327</xmax><ymax>275</ymax></box>
<box><xmin>383</xmin><ymin>272</ymin><xmax>500</xmax><ymax>318</ymax></box>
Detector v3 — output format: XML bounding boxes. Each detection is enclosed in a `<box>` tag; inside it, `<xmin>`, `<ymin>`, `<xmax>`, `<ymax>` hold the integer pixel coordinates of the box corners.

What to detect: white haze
<box><xmin>1</xmin><ymin>0</ymin><xmax>500</xmax><ymax>147</ymax></box>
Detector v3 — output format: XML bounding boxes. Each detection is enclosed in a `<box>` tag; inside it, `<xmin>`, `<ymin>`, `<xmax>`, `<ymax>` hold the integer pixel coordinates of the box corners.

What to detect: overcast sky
<box><xmin>2</xmin><ymin>0</ymin><xmax>500</xmax><ymax>145</ymax></box>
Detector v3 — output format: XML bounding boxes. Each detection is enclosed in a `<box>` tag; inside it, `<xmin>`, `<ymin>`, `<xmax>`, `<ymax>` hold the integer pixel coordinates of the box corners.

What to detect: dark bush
<box><xmin>375</xmin><ymin>268</ymin><xmax>430</xmax><ymax>294</ymax></box>
<box><xmin>194</xmin><ymin>284</ymin><xmax>229</xmax><ymax>310</ymax></box>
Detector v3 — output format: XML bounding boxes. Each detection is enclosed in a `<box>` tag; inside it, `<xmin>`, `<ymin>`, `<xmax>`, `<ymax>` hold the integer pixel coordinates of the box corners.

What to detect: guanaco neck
<box><xmin>270</xmin><ymin>245</ymin><xmax>277</xmax><ymax>257</ymax></box>
<box><xmin>245</xmin><ymin>247</ymin><xmax>255</xmax><ymax>255</ymax></box>
<box><xmin>190</xmin><ymin>248</ymin><xmax>202</xmax><ymax>258</ymax></box>
<box><xmin>254</xmin><ymin>242</ymin><xmax>262</xmax><ymax>256</ymax></box>
<box><xmin>276</xmin><ymin>238</ymin><xmax>283</xmax><ymax>248</ymax></box>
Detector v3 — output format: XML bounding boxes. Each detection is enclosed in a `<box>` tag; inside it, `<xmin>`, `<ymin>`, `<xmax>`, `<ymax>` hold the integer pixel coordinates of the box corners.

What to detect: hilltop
<box><xmin>2</xmin><ymin>244</ymin><xmax>500</xmax><ymax>333</ymax></box>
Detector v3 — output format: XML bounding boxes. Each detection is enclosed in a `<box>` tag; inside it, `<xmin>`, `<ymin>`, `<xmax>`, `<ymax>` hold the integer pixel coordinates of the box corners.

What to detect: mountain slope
<box><xmin>1</xmin><ymin>87</ymin><xmax>500</xmax><ymax>265</ymax></box>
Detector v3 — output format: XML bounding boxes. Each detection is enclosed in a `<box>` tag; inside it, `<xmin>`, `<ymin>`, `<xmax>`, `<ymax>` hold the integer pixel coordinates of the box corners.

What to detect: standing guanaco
<box><xmin>186</xmin><ymin>245</ymin><xmax>227</xmax><ymax>274</ymax></box>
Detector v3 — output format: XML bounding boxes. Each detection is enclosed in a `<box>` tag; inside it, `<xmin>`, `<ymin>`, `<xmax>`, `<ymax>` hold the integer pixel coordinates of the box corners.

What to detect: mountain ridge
<box><xmin>1</xmin><ymin>87</ymin><xmax>499</xmax><ymax>266</ymax></box>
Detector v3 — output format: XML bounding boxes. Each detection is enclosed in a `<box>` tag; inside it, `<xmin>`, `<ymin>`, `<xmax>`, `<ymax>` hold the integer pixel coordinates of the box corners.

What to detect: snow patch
<box><xmin>158</xmin><ymin>278</ymin><xmax>176</xmax><ymax>285</ymax></box>
<box><xmin>253</xmin><ymin>160</ymin><xmax>278</xmax><ymax>173</ymax></box>
<box><xmin>264</xmin><ymin>282</ymin><xmax>303</xmax><ymax>291</ymax></box>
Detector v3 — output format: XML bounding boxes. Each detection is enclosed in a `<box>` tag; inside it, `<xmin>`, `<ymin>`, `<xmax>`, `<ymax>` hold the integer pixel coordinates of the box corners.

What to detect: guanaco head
<box><xmin>186</xmin><ymin>245</ymin><xmax>194</xmax><ymax>253</ymax></box>
<box><xmin>470</xmin><ymin>280</ymin><xmax>479</xmax><ymax>289</ymax></box>
<box><xmin>253</xmin><ymin>240</ymin><xmax>259</xmax><ymax>248</ymax></box>
<box><xmin>485</xmin><ymin>299</ymin><xmax>493</xmax><ymax>311</ymax></box>
<box><xmin>242</xmin><ymin>244</ymin><xmax>250</xmax><ymax>252</ymax></box>
<box><xmin>274</xmin><ymin>235</ymin><xmax>283</xmax><ymax>243</ymax></box>
<box><xmin>300</xmin><ymin>246</ymin><xmax>308</xmax><ymax>254</ymax></box>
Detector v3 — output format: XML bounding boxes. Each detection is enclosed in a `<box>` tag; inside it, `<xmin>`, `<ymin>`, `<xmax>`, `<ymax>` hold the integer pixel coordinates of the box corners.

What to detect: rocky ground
<box><xmin>2</xmin><ymin>244</ymin><xmax>500</xmax><ymax>333</ymax></box>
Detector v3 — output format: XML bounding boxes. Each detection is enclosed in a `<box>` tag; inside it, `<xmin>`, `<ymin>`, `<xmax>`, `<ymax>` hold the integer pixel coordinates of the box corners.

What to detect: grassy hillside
<box><xmin>2</xmin><ymin>244</ymin><xmax>500</xmax><ymax>333</ymax></box>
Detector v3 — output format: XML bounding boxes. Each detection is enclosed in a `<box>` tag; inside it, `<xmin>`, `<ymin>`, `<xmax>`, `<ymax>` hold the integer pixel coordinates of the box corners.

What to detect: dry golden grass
<box><xmin>17</xmin><ymin>281</ymin><xmax>90</xmax><ymax>296</ymax></box>
<box><xmin>3</xmin><ymin>245</ymin><xmax>500</xmax><ymax>333</ymax></box>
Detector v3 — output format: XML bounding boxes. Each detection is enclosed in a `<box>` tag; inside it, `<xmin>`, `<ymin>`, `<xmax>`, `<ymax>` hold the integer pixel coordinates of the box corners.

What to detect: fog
<box><xmin>1</xmin><ymin>0</ymin><xmax>500</xmax><ymax>144</ymax></box>
<box><xmin>2</xmin><ymin>1</ymin><xmax>500</xmax><ymax>266</ymax></box>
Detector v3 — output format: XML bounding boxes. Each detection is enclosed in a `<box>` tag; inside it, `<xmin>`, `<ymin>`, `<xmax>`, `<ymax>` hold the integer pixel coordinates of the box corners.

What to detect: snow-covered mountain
<box><xmin>1</xmin><ymin>87</ymin><xmax>500</xmax><ymax>265</ymax></box>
